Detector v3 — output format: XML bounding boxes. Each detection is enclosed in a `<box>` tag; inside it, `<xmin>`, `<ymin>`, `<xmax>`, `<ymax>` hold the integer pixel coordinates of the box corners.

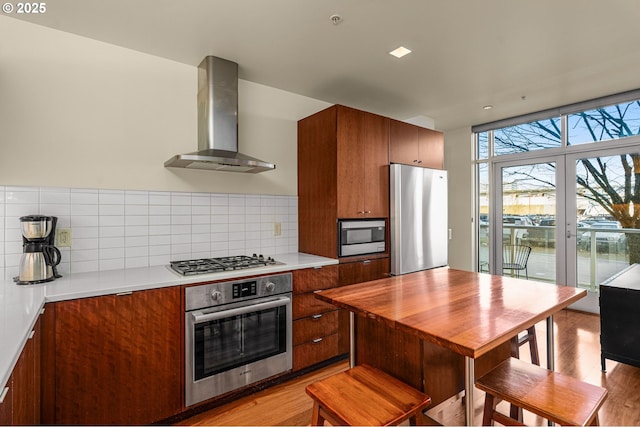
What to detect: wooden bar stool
<box><xmin>511</xmin><ymin>326</ymin><xmax>540</xmax><ymax>366</ymax></box>
<box><xmin>476</xmin><ymin>357</ymin><xmax>608</xmax><ymax>426</ymax></box>
<box><xmin>305</xmin><ymin>364</ymin><xmax>432</xmax><ymax>426</ymax></box>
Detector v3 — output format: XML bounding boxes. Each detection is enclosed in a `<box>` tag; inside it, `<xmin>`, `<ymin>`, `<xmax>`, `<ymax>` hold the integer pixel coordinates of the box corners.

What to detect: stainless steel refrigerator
<box><xmin>390</xmin><ymin>164</ymin><xmax>448</xmax><ymax>275</ymax></box>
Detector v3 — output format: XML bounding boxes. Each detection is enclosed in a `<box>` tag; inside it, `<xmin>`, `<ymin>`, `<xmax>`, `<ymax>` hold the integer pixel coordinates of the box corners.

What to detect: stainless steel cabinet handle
<box><xmin>28</xmin><ymin>330</ymin><xmax>35</xmax><ymax>339</ymax></box>
<box><xmin>312</xmin><ymin>314</ymin><xmax>323</xmax><ymax>319</ymax></box>
<box><xmin>365</xmin><ymin>210</ymin><xmax>372</xmax><ymax>214</ymax></box>
<box><xmin>116</xmin><ymin>291</ymin><xmax>133</xmax><ymax>296</ymax></box>
<box><xmin>0</xmin><ymin>387</ymin><xmax>8</xmax><ymax>404</ymax></box>
<box><xmin>192</xmin><ymin>296</ymin><xmax>290</xmax><ymax>324</ymax></box>
<box><xmin>312</xmin><ymin>338</ymin><xmax>323</xmax><ymax>343</ymax></box>
<box><xmin>362</xmin><ymin>260</ymin><xmax>371</xmax><ymax>264</ymax></box>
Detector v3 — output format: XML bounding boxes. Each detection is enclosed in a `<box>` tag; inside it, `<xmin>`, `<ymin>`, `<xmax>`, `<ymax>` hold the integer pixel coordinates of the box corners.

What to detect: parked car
<box><xmin>525</xmin><ymin>218</ymin><xmax>556</xmax><ymax>247</ymax></box>
<box><xmin>502</xmin><ymin>215</ymin><xmax>533</xmax><ymax>244</ymax></box>
<box><xmin>579</xmin><ymin>221</ymin><xmax>627</xmax><ymax>253</ymax></box>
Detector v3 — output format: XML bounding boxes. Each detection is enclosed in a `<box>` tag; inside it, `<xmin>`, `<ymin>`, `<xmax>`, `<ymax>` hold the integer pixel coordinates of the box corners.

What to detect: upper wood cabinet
<box><xmin>389</xmin><ymin>119</ymin><xmax>444</xmax><ymax>169</ymax></box>
<box><xmin>336</xmin><ymin>106</ymin><xmax>390</xmax><ymax>218</ymax></box>
<box><xmin>298</xmin><ymin>105</ymin><xmax>389</xmax><ymax>258</ymax></box>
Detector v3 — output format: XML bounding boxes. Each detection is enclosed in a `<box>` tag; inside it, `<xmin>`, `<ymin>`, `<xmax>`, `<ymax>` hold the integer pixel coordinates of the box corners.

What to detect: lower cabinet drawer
<box><xmin>293</xmin><ymin>292</ymin><xmax>337</xmax><ymax>320</ymax></box>
<box><xmin>293</xmin><ymin>310</ymin><xmax>339</xmax><ymax>345</ymax></box>
<box><xmin>293</xmin><ymin>333</ymin><xmax>340</xmax><ymax>371</ymax></box>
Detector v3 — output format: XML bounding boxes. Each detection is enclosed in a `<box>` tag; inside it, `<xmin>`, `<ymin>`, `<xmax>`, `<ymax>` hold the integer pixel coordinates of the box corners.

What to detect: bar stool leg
<box><xmin>311</xmin><ymin>401</ymin><xmax>325</xmax><ymax>426</ymax></box>
<box><xmin>482</xmin><ymin>393</ymin><xmax>497</xmax><ymax>426</ymax></box>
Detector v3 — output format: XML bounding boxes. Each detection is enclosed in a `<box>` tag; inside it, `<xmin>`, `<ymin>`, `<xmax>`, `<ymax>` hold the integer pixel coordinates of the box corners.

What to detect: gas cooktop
<box><xmin>170</xmin><ymin>254</ymin><xmax>282</xmax><ymax>276</ymax></box>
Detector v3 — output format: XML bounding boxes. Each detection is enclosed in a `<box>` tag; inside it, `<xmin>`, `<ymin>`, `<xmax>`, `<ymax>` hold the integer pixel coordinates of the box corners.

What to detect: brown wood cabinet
<box><xmin>50</xmin><ymin>287</ymin><xmax>182</xmax><ymax>425</ymax></box>
<box><xmin>298</xmin><ymin>105</ymin><xmax>390</xmax><ymax>259</ymax></box>
<box><xmin>292</xmin><ymin>265</ymin><xmax>342</xmax><ymax>371</ymax></box>
<box><xmin>0</xmin><ymin>314</ymin><xmax>41</xmax><ymax>426</ymax></box>
<box><xmin>338</xmin><ymin>257</ymin><xmax>390</xmax><ymax>287</ymax></box>
<box><xmin>337</xmin><ymin>257</ymin><xmax>390</xmax><ymax>353</ymax></box>
<box><xmin>11</xmin><ymin>316</ymin><xmax>41</xmax><ymax>426</ymax></box>
<box><xmin>0</xmin><ymin>378</ymin><xmax>12</xmax><ymax>425</ymax></box>
<box><xmin>389</xmin><ymin>119</ymin><xmax>444</xmax><ymax>169</ymax></box>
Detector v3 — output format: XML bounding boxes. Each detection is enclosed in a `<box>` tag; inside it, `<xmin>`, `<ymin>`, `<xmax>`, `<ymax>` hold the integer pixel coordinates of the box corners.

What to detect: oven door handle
<box><xmin>191</xmin><ymin>296</ymin><xmax>291</xmax><ymax>324</ymax></box>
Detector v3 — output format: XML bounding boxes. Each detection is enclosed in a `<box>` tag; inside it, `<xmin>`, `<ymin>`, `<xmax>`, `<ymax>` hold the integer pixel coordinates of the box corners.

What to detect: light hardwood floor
<box><xmin>177</xmin><ymin>310</ymin><xmax>640</xmax><ymax>426</ymax></box>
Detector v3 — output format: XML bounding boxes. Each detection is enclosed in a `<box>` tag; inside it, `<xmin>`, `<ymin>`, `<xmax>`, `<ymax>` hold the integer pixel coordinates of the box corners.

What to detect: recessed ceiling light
<box><xmin>483</xmin><ymin>105</ymin><xmax>493</xmax><ymax>110</ymax></box>
<box><xmin>389</xmin><ymin>46</ymin><xmax>412</xmax><ymax>58</ymax></box>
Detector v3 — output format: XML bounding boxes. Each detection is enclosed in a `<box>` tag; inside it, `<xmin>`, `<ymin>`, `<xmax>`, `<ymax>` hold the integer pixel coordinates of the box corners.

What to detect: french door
<box><xmin>490</xmin><ymin>146</ymin><xmax>638</xmax><ymax>313</ymax></box>
<box><xmin>491</xmin><ymin>155</ymin><xmax>566</xmax><ymax>288</ymax></box>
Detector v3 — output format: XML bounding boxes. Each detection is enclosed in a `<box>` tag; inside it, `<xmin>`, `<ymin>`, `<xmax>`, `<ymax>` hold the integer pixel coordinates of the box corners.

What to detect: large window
<box><xmin>474</xmin><ymin>94</ymin><xmax>640</xmax><ymax>313</ymax></box>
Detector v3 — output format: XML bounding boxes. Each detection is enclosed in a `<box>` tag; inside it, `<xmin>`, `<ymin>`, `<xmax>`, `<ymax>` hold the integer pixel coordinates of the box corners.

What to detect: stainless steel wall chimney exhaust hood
<box><xmin>164</xmin><ymin>56</ymin><xmax>276</xmax><ymax>173</ymax></box>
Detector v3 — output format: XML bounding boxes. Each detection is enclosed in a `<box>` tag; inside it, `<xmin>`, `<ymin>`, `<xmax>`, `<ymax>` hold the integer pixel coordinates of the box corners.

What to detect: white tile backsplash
<box><xmin>1</xmin><ymin>186</ymin><xmax>298</xmax><ymax>279</ymax></box>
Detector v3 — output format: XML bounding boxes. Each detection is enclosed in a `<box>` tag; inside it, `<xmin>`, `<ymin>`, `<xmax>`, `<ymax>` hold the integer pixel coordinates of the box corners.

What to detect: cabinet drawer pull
<box><xmin>312</xmin><ymin>314</ymin><xmax>323</xmax><ymax>320</ymax></box>
<box><xmin>313</xmin><ymin>290</ymin><xmax>322</xmax><ymax>294</ymax></box>
<box><xmin>362</xmin><ymin>260</ymin><xmax>371</xmax><ymax>264</ymax></box>
<box><xmin>313</xmin><ymin>266</ymin><xmax>322</xmax><ymax>270</ymax></box>
<box><xmin>40</xmin><ymin>307</ymin><xmax>45</xmax><ymax>315</ymax></box>
<box><xmin>0</xmin><ymin>387</ymin><xmax>8</xmax><ymax>404</ymax></box>
<box><xmin>116</xmin><ymin>291</ymin><xmax>133</xmax><ymax>296</ymax></box>
<box><xmin>312</xmin><ymin>338</ymin><xmax>324</xmax><ymax>344</ymax></box>
<box><xmin>28</xmin><ymin>330</ymin><xmax>35</xmax><ymax>340</ymax></box>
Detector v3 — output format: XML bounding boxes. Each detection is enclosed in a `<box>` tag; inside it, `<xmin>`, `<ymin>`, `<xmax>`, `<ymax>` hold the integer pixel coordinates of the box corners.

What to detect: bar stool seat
<box><xmin>305</xmin><ymin>364</ymin><xmax>432</xmax><ymax>426</ymax></box>
<box><xmin>476</xmin><ymin>357</ymin><xmax>608</xmax><ymax>426</ymax></box>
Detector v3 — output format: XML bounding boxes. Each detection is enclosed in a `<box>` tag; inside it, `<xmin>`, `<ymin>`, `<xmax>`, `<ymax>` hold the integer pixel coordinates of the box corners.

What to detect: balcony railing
<box><xmin>478</xmin><ymin>224</ymin><xmax>638</xmax><ymax>291</ymax></box>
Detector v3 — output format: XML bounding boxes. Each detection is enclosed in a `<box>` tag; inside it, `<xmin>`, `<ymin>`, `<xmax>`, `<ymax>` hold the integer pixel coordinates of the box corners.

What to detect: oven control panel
<box><xmin>233</xmin><ymin>281</ymin><xmax>257</xmax><ymax>298</ymax></box>
<box><xmin>185</xmin><ymin>272</ymin><xmax>292</xmax><ymax>311</ymax></box>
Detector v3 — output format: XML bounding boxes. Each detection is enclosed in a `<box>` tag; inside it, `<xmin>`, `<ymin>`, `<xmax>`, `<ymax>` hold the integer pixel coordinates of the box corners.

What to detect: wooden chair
<box><xmin>503</xmin><ymin>244</ymin><xmax>532</xmax><ymax>279</ymax></box>
<box><xmin>305</xmin><ymin>364</ymin><xmax>432</xmax><ymax>426</ymax></box>
<box><xmin>511</xmin><ymin>326</ymin><xmax>539</xmax><ymax>365</ymax></box>
<box><xmin>476</xmin><ymin>357</ymin><xmax>608</xmax><ymax>426</ymax></box>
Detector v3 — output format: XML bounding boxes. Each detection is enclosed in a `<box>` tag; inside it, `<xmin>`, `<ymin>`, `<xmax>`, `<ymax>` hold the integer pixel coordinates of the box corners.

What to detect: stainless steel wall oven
<box><xmin>185</xmin><ymin>272</ymin><xmax>292</xmax><ymax>406</ymax></box>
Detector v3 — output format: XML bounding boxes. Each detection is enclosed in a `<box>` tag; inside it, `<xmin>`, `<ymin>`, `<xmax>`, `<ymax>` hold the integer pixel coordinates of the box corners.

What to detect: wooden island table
<box><xmin>315</xmin><ymin>267</ymin><xmax>586</xmax><ymax>426</ymax></box>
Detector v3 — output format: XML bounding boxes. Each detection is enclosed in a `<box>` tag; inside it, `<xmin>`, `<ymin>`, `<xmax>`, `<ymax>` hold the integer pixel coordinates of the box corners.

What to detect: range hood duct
<box><xmin>164</xmin><ymin>56</ymin><xmax>275</xmax><ymax>173</ymax></box>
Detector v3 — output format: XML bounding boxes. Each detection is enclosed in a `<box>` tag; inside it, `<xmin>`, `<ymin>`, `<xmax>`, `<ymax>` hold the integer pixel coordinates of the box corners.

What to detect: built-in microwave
<box><xmin>338</xmin><ymin>219</ymin><xmax>386</xmax><ymax>257</ymax></box>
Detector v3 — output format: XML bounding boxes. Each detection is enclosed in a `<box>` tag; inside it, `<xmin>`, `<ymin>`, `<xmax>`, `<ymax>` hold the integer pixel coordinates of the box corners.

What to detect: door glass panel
<box><xmin>478</xmin><ymin>163</ymin><xmax>490</xmax><ymax>272</ymax></box>
<box><xmin>575</xmin><ymin>153</ymin><xmax>639</xmax><ymax>291</ymax></box>
<box><xmin>501</xmin><ymin>162</ymin><xmax>556</xmax><ymax>283</ymax></box>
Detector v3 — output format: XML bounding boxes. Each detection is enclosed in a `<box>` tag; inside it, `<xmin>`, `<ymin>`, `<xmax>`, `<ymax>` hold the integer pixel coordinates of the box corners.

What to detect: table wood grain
<box><xmin>316</xmin><ymin>267</ymin><xmax>586</xmax><ymax>359</ymax></box>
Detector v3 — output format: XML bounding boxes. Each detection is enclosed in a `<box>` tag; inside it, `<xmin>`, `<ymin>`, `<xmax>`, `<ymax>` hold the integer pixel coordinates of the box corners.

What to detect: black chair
<box><xmin>502</xmin><ymin>244</ymin><xmax>538</xmax><ymax>421</ymax></box>
<box><xmin>502</xmin><ymin>244</ymin><xmax>531</xmax><ymax>279</ymax></box>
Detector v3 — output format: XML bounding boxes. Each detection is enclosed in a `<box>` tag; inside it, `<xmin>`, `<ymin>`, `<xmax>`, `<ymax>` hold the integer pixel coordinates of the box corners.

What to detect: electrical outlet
<box><xmin>56</xmin><ymin>228</ymin><xmax>72</xmax><ymax>248</ymax></box>
<box><xmin>274</xmin><ymin>222</ymin><xmax>282</xmax><ymax>236</ymax></box>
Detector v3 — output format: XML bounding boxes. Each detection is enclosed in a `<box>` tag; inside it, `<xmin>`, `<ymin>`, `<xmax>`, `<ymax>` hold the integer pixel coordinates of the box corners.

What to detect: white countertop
<box><xmin>0</xmin><ymin>252</ymin><xmax>337</xmax><ymax>392</ymax></box>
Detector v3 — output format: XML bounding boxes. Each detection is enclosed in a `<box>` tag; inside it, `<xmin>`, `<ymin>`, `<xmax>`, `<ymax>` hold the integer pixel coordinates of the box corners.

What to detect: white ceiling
<box><xmin>9</xmin><ymin>0</ymin><xmax>640</xmax><ymax>131</ymax></box>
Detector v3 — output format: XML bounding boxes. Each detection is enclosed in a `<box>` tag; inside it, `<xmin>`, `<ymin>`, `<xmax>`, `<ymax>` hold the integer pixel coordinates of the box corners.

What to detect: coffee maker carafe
<box><xmin>14</xmin><ymin>215</ymin><xmax>62</xmax><ymax>285</ymax></box>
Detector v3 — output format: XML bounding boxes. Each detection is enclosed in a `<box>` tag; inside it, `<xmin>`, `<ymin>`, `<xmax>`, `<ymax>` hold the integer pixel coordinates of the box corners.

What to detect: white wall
<box><xmin>0</xmin><ymin>186</ymin><xmax>299</xmax><ymax>280</ymax></box>
<box><xmin>0</xmin><ymin>16</ymin><xmax>330</xmax><ymax>196</ymax></box>
<box><xmin>444</xmin><ymin>127</ymin><xmax>474</xmax><ymax>271</ymax></box>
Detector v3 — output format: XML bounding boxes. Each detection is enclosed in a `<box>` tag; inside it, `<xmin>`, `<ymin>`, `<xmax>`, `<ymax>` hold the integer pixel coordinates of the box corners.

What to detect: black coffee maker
<box><xmin>14</xmin><ymin>215</ymin><xmax>62</xmax><ymax>285</ymax></box>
